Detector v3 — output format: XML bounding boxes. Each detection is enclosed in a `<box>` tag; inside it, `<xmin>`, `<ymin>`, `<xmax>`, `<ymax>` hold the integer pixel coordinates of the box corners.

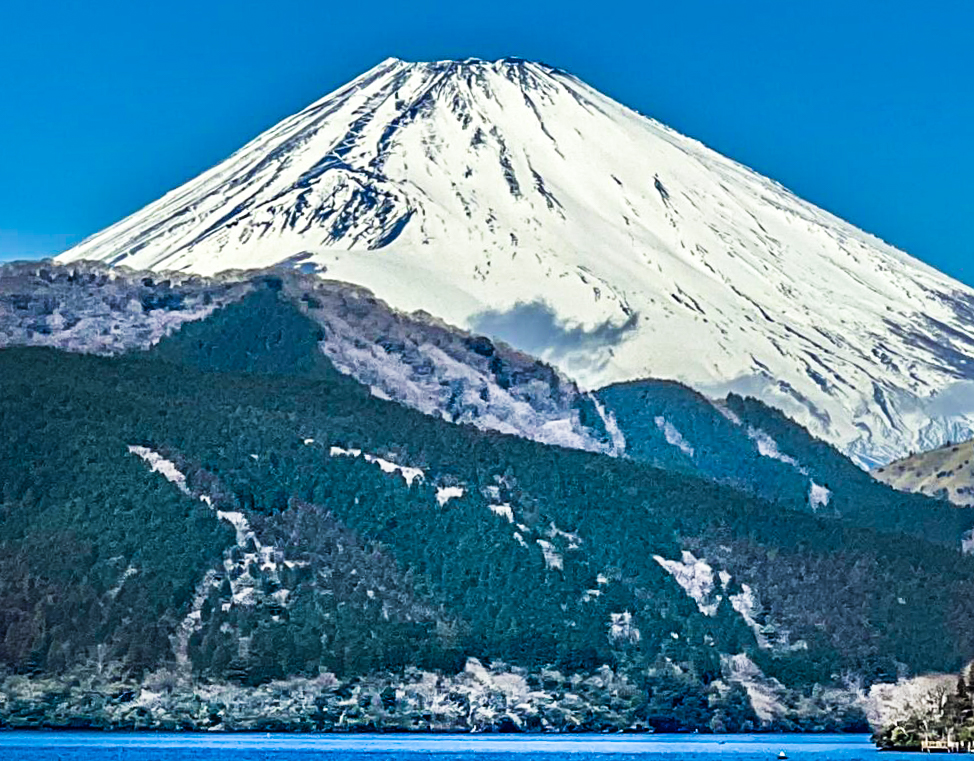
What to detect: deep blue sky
<box><xmin>1</xmin><ymin>0</ymin><xmax>971</xmax><ymax>284</ymax></box>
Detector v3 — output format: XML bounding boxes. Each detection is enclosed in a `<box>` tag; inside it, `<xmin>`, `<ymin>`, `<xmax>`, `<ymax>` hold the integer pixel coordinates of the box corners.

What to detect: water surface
<box><xmin>0</xmin><ymin>733</ymin><xmax>905</xmax><ymax>760</ymax></box>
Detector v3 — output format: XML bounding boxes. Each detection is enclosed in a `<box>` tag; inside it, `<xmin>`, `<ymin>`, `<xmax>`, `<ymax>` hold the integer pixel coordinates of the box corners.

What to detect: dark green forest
<box><xmin>3</xmin><ymin>283</ymin><xmax>974</xmax><ymax>730</ymax></box>
<box><xmin>598</xmin><ymin>379</ymin><xmax>974</xmax><ymax>543</ymax></box>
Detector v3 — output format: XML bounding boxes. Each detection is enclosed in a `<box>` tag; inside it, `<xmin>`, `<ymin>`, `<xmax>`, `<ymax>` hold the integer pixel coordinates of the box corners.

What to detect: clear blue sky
<box><xmin>1</xmin><ymin>0</ymin><xmax>971</xmax><ymax>285</ymax></box>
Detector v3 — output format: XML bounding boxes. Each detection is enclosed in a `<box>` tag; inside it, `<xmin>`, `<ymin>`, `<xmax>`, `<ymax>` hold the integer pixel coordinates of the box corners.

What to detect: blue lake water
<box><xmin>0</xmin><ymin>733</ymin><xmax>911</xmax><ymax>760</ymax></box>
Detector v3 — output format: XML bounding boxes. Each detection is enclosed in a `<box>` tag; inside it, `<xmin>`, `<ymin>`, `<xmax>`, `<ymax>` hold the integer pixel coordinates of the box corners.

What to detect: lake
<box><xmin>0</xmin><ymin>733</ymin><xmax>911</xmax><ymax>760</ymax></box>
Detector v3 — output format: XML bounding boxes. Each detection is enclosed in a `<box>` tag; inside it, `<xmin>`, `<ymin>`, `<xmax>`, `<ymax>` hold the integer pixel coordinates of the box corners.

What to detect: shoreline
<box><xmin>0</xmin><ymin>727</ymin><xmax>870</xmax><ymax>734</ymax></box>
<box><xmin>0</xmin><ymin>722</ymin><xmax>873</xmax><ymax>736</ymax></box>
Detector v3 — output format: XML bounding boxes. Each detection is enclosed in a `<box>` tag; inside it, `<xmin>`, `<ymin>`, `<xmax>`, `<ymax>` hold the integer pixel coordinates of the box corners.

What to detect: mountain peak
<box><xmin>340</xmin><ymin>55</ymin><xmax>574</xmax><ymax>103</ymax></box>
<box><xmin>57</xmin><ymin>58</ymin><xmax>974</xmax><ymax>465</ymax></box>
<box><xmin>382</xmin><ymin>55</ymin><xmax>557</xmax><ymax>69</ymax></box>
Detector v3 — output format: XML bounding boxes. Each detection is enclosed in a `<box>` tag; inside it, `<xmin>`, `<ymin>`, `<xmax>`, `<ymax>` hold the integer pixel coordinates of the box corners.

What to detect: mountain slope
<box><xmin>55</xmin><ymin>57</ymin><xmax>974</xmax><ymax>465</ymax></box>
<box><xmin>596</xmin><ymin>380</ymin><xmax>974</xmax><ymax>546</ymax></box>
<box><xmin>7</xmin><ymin>261</ymin><xmax>965</xmax><ymax>548</ymax></box>
<box><xmin>874</xmin><ymin>438</ymin><xmax>974</xmax><ymax>507</ymax></box>
<box><xmin>6</xmin><ymin>289</ymin><xmax>974</xmax><ymax>730</ymax></box>
<box><xmin>0</xmin><ymin>260</ymin><xmax>614</xmax><ymax>453</ymax></box>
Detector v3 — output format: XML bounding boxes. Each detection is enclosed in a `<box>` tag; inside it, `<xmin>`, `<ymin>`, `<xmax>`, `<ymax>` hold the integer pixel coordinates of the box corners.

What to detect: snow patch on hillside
<box><xmin>435</xmin><ymin>486</ymin><xmax>465</xmax><ymax>506</ymax></box>
<box><xmin>329</xmin><ymin>445</ymin><xmax>425</xmax><ymax>486</ymax></box>
<box><xmin>171</xmin><ymin>569</ymin><xmax>219</xmax><ymax>668</ymax></box>
<box><xmin>652</xmin><ymin>549</ymin><xmax>807</xmax><ymax>655</ymax></box>
<box><xmin>729</xmin><ymin>584</ymin><xmax>767</xmax><ymax>648</ymax></box>
<box><xmin>714</xmin><ymin>403</ymin><xmax>743</xmax><ymax>427</ymax></box>
<box><xmin>654</xmin><ymin>416</ymin><xmax>694</xmax><ymax>458</ymax></box>
<box><xmin>291</xmin><ymin>279</ymin><xmax>616</xmax><ymax>457</ymax></box>
<box><xmin>216</xmin><ymin>510</ymin><xmax>252</xmax><ymax>548</ymax></box>
<box><xmin>547</xmin><ymin>523</ymin><xmax>582</xmax><ymax>549</ymax></box>
<box><xmin>654</xmin><ymin>551</ymin><xmax>720</xmax><ymax>616</ymax></box>
<box><xmin>746</xmin><ymin>428</ymin><xmax>802</xmax><ymax>470</ymax></box>
<box><xmin>721</xmin><ymin>653</ymin><xmax>787</xmax><ymax>722</ymax></box>
<box><xmin>592</xmin><ymin>396</ymin><xmax>627</xmax><ymax>454</ymax></box>
<box><xmin>106</xmin><ymin>565</ymin><xmax>139</xmax><ymax>600</ymax></box>
<box><xmin>127</xmin><ymin>444</ymin><xmax>303</xmax><ymax>660</ymax></box>
<box><xmin>536</xmin><ymin>539</ymin><xmax>563</xmax><ymax>571</ymax></box>
<box><xmin>128</xmin><ymin>446</ymin><xmax>305</xmax><ymax>671</ymax></box>
<box><xmin>809</xmin><ymin>481</ymin><xmax>832</xmax><ymax>510</ymax></box>
<box><xmin>127</xmin><ymin>446</ymin><xmax>190</xmax><ymax>494</ymax></box>
<box><xmin>729</xmin><ymin>583</ymin><xmax>807</xmax><ymax>653</ymax></box>
<box><xmin>489</xmin><ymin>503</ymin><xmax>514</xmax><ymax>523</ymax></box>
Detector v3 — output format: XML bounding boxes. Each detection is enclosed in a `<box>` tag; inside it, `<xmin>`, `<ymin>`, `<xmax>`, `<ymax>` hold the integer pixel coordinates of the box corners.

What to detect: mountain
<box><xmin>874</xmin><ymin>438</ymin><xmax>974</xmax><ymax>507</ymax></box>
<box><xmin>5</xmin><ymin>260</ymin><xmax>970</xmax><ymax>549</ymax></box>
<box><xmin>596</xmin><ymin>380</ymin><xmax>974</xmax><ymax>545</ymax></box>
<box><xmin>5</xmin><ymin>283</ymin><xmax>974</xmax><ymax>731</ymax></box>
<box><xmin>54</xmin><ymin>56</ymin><xmax>974</xmax><ymax>466</ymax></box>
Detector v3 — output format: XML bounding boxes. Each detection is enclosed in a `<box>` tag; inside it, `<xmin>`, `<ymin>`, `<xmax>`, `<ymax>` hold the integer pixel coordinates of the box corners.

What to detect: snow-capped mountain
<box><xmin>56</xmin><ymin>56</ymin><xmax>974</xmax><ymax>465</ymax></box>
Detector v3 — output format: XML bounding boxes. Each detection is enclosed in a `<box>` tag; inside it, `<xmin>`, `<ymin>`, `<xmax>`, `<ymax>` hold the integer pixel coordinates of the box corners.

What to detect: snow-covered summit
<box><xmin>57</xmin><ymin>57</ymin><xmax>974</xmax><ymax>464</ymax></box>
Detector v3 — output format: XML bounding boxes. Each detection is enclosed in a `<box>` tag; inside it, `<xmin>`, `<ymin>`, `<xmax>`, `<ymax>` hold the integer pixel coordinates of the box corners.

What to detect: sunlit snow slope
<box><xmin>57</xmin><ymin>57</ymin><xmax>974</xmax><ymax>465</ymax></box>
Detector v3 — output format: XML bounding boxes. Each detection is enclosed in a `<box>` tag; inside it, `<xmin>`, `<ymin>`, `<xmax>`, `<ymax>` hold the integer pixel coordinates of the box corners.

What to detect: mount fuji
<box><xmin>56</xmin><ymin>56</ymin><xmax>974</xmax><ymax>465</ymax></box>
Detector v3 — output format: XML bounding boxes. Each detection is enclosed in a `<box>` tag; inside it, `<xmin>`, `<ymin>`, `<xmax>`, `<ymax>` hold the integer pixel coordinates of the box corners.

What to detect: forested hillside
<box><xmin>597</xmin><ymin>380</ymin><xmax>972</xmax><ymax>544</ymax></box>
<box><xmin>3</xmin><ymin>283</ymin><xmax>974</xmax><ymax>731</ymax></box>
